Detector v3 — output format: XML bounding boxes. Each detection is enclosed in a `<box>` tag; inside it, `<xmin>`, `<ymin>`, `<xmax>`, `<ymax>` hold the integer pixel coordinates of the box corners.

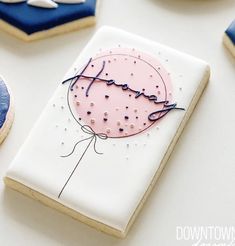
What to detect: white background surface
<box><xmin>0</xmin><ymin>0</ymin><xmax>235</xmax><ymax>245</ymax></box>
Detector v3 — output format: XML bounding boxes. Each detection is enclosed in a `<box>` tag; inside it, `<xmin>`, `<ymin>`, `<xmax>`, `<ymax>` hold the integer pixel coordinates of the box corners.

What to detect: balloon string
<box><xmin>58</xmin><ymin>125</ymin><xmax>108</xmax><ymax>198</ymax></box>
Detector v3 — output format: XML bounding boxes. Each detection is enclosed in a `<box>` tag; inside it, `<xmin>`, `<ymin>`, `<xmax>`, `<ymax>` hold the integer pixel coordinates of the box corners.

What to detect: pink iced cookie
<box><xmin>65</xmin><ymin>48</ymin><xmax>176</xmax><ymax>138</ymax></box>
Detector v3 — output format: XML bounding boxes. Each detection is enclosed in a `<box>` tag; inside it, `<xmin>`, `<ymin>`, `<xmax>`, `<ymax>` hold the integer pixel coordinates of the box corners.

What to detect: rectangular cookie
<box><xmin>5</xmin><ymin>26</ymin><xmax>210</xmax><ymax>238</ymax></box>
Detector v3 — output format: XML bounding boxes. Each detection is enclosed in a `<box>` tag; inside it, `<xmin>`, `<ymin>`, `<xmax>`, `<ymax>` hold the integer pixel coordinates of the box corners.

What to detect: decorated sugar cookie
<box><xmin>5</xmin><ymin>27</ymin><xmax>210</xmax><ymax>238</ymax></box>
<box><xmin>0</xmin><ymin>0</ymin><xmax>97</xmax><ymax>41</ymax></box>
<box><xmin>224</xmin><ymin>20</ymin><xmax>235</xmax><ymax>56</ymax></box>
<box><xmin>0</xmin><ymin>76</ymin><xmax>14</xmax><ymax>144</ymax></box>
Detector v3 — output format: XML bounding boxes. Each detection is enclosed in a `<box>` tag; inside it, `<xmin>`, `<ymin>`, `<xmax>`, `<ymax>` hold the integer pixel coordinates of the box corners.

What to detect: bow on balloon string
<box><xmin>61</xmin><ymin>125</ymin><xmax>108</xmax><ymax>158</ymax></box>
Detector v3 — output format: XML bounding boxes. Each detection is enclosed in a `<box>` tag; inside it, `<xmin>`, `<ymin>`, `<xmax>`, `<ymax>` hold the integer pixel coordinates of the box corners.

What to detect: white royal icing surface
<box><xmin>27</xmin><ymin>0</ymin><xmax>58</xmax><ymax>8</ymax></box>
<box><xmin>6</xmin><ymin>26</ymin><xmax>209</xmax><ymax>232</ymax></box>
<box><xmin>0</xmin><ymin>0</ymin><xmax>85</xmax><ymax>9</ymax></box>
<box><xmin>0</xmin><ymin>0</ymin><xmax>25</xmax><ymax>3</ymax></box>
<box><xmin>54</xmin><ymin>0</ymin><xmax>85</xmax><ymax>4</ymax></box>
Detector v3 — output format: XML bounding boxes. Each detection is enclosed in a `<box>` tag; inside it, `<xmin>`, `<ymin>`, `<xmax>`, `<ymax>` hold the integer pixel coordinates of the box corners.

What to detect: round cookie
<box><xmin>0</xmin><ymin>76</ymin><xmax>14</xmax><ymax>144</ymax></box>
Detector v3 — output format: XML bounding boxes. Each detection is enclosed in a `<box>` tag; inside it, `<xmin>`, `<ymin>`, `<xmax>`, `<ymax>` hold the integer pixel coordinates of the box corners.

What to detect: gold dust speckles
<box><xmin>90</xmin><ymin>119</ymin><xmax>95</xmax><ymax>124</ymax></box>
<box><xmin>61</xmin><ymin>106</ymin><xmax>64</xmax><ymax>109</ymax></box>
<box><xmin>106</xmin><ymin>128</ymin><xmax>111</xmax><ymax>134</ymax></box>
<box><xmin>116</xmin><ymin>107</ymin><xmax>119</xmax><ymax>111</ymax></box>
<box><xmin>53</xmin><ymin>104</ymin><xmax>56</xmax><ymax>107</ymax></box>
<box><xmin>117</xmin><ymin>121</ymin><xmax>121</xmax><ymax>126</ymax></box>
<box><xmin>61</xmin><ymin>142</ymin><xmax>64</xmax><ymax>145</ymax></box>
<box><xmin>130</xmin><ymin>124</ymin><xmax>134</xmax><ymax>129</ymax></box>
<box><xmin>179</xmin><ymin>87</ymin><xmax>182</xmax><ymax>91</ymax></box>
<box><xmin>104</xmin><ymin>111</ymin><xmax>108</xmax><ymax>116</ymax></box>
<box><xmin>76</xmin><ymin>102</ymin><xmax>80</xmax><ymax>106</ymax></box>
<box><xmin>64</xmin><ymin>128</ymin><xmax>67</xmax><ymax>131</ymax></box>
<box><xmin>127</xmin><ymin>144</ymin><xmax>129</xmax><ymax>148</ymax></box>
<box><xmin>134</xmin><ymin>109</ymin><xmax>137</xmax><ymax>113</ymax></box>
<box><xmin>90</xmin><ymin>102</ymin><xmax>94</xmax><ymax>106</ymax></box>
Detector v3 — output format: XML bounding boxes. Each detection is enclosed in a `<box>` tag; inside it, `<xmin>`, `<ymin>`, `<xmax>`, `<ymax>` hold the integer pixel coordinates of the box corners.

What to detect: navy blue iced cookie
<box><xmin>0</xmin><ymin>0</ymin><xmax>97</xmax><ymax>41</ymax></box>
<box><xmin>0</xmin><ymin>76</ymin><xmax>14</xmax><ymax>144</ymax></box>
<box><xmin>224</xmin><ymin>20</ymin><xmax>235</xmax><ymax>56</ymax></box>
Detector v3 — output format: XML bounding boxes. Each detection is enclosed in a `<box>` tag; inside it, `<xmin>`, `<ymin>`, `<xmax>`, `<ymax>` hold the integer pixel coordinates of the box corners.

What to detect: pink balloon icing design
<box><xmin>58</xmin><ymin>48</ymin><xmax>184</xmax><ymax>198</ymax></box>
<box><xmin>68</xmin><ymin>48</ymin><xmax>174</xmax><ymax>138</ymax></box>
